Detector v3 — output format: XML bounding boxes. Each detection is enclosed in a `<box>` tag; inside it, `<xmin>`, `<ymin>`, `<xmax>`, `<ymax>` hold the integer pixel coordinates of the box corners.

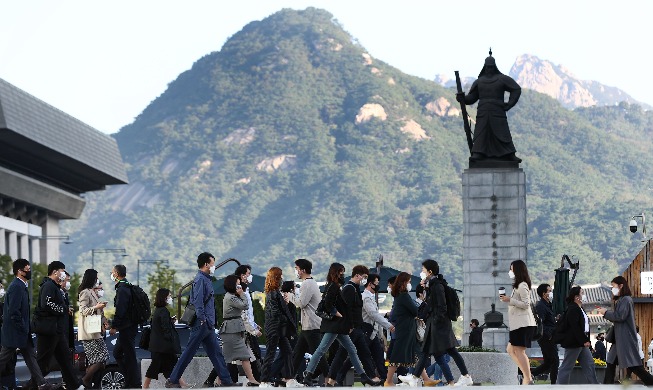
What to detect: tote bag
<box><xmin>84</xmin><ymin>314</ymin><xmax>103</xmax><ymax>333</ymax></box>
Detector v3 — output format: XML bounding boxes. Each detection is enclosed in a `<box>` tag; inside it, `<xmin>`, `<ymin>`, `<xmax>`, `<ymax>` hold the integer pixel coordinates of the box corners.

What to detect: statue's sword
<box><xmin>455</xmin><ymin>71</ymin><xmax>474</xmax><ymax>154</ymax></box>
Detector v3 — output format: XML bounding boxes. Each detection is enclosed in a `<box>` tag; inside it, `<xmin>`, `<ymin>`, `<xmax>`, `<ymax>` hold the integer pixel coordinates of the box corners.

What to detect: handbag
<box><xmin>416</xmin><ymin>318</ymin><xmax>426</xmax><ymax>342</ymax></box>
<box><xmin>315</xmin><ymin>300</ymin><xmax>335</xmax><ymax>320</ymax></box>
<box><xmin>179</xmin><ymin>282</ymin><xmax>212</xmax><ymax>325</ymax></box>
<box><xmin>84</xmin><ymin>314</ymin><xmax>102</xmax><ymax>333</ymax></box>
<box><xmin>531</xmin><ymin>304</ymin><xmax>543</xmax><ymax>341</ymax></box>
<box><xmin>139</xmin><ymin>325</ymin><xmax>151</xmax><ymax>350</ymax></box>
<box><xmin>605</xmin><ymin>325</ymin><xmax>615</xmax><ymax>343</ymax></box>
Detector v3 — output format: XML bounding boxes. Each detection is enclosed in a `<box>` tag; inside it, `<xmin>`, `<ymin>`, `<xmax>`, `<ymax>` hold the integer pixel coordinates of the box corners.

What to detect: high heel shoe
<box><xmin>359</xmin><ymin>373</ymin><xmax>382</xmax><ymax>387</ymax></box>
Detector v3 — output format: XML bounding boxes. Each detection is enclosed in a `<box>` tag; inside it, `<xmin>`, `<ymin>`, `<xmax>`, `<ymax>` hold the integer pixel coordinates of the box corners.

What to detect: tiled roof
<box><xmin>529</xmin><ymin>283</ymin><xmax>613</xmax><ymax>305</ymax></box>
<box><xmin>0</xmin><ymin>78</ymin><xmax>127</xmax><ymax>191</ymax></box>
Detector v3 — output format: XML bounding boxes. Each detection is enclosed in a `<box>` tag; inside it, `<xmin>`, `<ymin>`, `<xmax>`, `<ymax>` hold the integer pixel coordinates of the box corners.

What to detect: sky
<box><xmin>1</xmin><ymin>1</ymin><xmax>651</xmax><ymax>135</ymax></box>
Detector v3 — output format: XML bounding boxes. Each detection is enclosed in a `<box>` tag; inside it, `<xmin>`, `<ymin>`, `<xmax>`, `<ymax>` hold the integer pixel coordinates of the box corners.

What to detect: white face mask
<box><xmin>246</xmin><ymin>274</ymin><xmax>253</xmax><ymax>284</ymax></box>
<box><xmin>406</xmin><ymin>283</ymin><xmax>412</xmax><ymax>292</ymax></box>
<box><xmin>97</xmin><ymin>290</ymin><xmax>105</xmax><ymax>297</ymax></box>
<box><xmin>59</xmin><ymin>271</ymin><xmax>67</xmax><ymax>282</ymax></box>
<box><xmin>611</xmin><ymin>287</ymin><xmax>620</xmax><ymax>296</ymax></box>
<box><xmin>581</xmin><ymin>294</ymin><xmax>588</xmax><ymax>303</ymax></box>
<box><xmin>110</xmin><ymin>274</ymin><xmax>117</xmax><ymax>282</ymax></box>
<box><xmin>64</xmin><ymin>281</ymin><xmax>71</xmax><ymax>290</ymax></box>
<box><xmin>95</xmin><ymin>280</ymin><xmax>100</xmax><ymax>287</ymax></box>
<box><xmin>209</xmin><ymin>265</ymin><xmax>216</xmax><ymax>275</ymax></box>
<box><xmin>547</xmin><ymin>292</ymin><xmax>553</xmax><ymax>301</ymax></box>
<box><xmin>361</xmin><ymin>278</ymin><xmax>368</xmax><ymax>286</ymax></box>
<box><xmin>508</xmin><ymin>270</ymin><xmax>515</xmax><ymax>279</ymax></box>
<box><xmin>0</xmin><ymin>289</ymin><xmax>5</xmax><ymax>298</ymax></box>
<box><xmin>419</xmin><ymin>272</ymin><xmax>427</xmax><ymax>280</ymax></box>
<box><xmin>295</xmin><ymin>269</ymin><xmax>301</xmax><ymax>279</ymax></box>
<box><xmin>166</xmin><ymin>297</ymin><xmax>173</xmax><ymax>306</ymax></box>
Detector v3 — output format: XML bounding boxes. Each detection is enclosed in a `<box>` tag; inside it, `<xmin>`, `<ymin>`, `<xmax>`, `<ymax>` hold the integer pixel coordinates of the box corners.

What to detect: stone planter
<box><xmin>569</xmin><ymin>366</ymin><xmax>605</xmax><ymax>384</ymax></box>
<box><xmin>449</xmin><ymin>352</ymin><xmax>515</xmax><ymax>385</ymax></box>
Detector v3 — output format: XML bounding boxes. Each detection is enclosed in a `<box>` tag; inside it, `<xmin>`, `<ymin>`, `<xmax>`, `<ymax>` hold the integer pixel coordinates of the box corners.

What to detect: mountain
<box><xmin>436</xmin><ymin>54</ymin><xmax>650</xmax><ymax>110</ymax></box>
<box><xmin>61</xmin><ymin>8</ymin><xmax>653</xmax><ymax>288</ymax></box>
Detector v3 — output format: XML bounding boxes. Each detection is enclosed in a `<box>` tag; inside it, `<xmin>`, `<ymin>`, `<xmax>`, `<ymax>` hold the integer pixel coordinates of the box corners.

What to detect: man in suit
<box><xmin>0</xmin><ymin>259</ymin><xmax>52</xmax><ymax>390</ymax></box>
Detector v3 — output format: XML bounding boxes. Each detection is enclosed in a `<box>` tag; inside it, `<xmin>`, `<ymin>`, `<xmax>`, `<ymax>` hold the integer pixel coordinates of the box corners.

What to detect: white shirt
<box><xmin>637</xmin><ymin>333</ymin><xmax>644</xmax><ymax>359</ymax></box>
<box><xmin>580</xmin><ymin>307</ymin><xmax>589</xmax><ymax>332</ymax></box>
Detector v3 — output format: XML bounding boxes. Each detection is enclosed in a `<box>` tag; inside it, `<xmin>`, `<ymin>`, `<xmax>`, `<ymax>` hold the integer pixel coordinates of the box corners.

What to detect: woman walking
<box><xmin>302</xmin><ymin>263</ymin><xmax>381</xmax><ymax>387</ymax></box>
<box><xmin>77</xmin><ymin>269</ymin><xmax>110</xmax><ymax>388</ymax></box>
<box><xmin>598</xmin><ymin>276</ymin><xmax>653</xmax><ymax>385</ymax></box>
<box><xmin>499</xmin><ymin>260</ymin><xmax>537</xmax><ymax>385</ymax></box>
<box><xmin>555</xmin><ymin>286</ymin><xmax>599</xmax><ymax>384</ymax></box>
<box><xmin>259</xmin><ymin>267</ymin><xmax>300</xmax><ymax>387</ymax></box>
<box><xmin>219</xmin><ymin>275</ymin><xmax>259</xmax><ymax>387</ymax></box>
<box><xmin>384</xmin><ymin>272</ymin><xmax>419</xmax><ymax>386</ymax></box>
<box><xmin>144</xmin><ymin>288</ymin><xmax>185</xmax><ymax>388</ymax></box>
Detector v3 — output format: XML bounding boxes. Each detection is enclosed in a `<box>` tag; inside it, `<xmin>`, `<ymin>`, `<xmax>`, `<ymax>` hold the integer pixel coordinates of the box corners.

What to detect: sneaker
<box><xmin>423</xmin><ymin>379</ymin><xmax>442</xmax><ymax>386</ymax></box>
<box><xmin>397</xmin><ymin>375</ymin><xmax>419</xmax><ymax>386</ymax></box>
<box><xmin>285</xmin><ymin>379</ymin><xmax>304</xmax><ymax>388</ymax></box>
<box><xmin>166</xmin><ymin>380</ymin><xmax>183</xmax><ymax>388</ymax></box>
<box><xmin>301</xmin><ymin>372</ymin><xmax>314</xmax><ymax>387</ymax></box>
<box><xmin>453</xmin><ymin>375</ymin><xmax>473</xmax><ymax>387</ymax></box>
<box><xmin>258</xmin><ymin>383</ymin><xmax>274</xmax><ymax>388</ymax></box>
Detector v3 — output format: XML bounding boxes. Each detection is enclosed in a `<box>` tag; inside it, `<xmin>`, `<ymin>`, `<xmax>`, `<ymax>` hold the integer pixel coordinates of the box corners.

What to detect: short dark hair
<box><xmin>114</xmin><ymin>264</ymin><xmax>127</xmax><ymax>278</ymax></box>
<box><xmin>351</xmin><ymin>265</ymin><xmax>369</xmax><ymax>278</ymax></box>
<box><xmin>48</xmin><ymin>261</ymin><xmax>66</xmax><ymax>276</ymax></box>
<box><xmin>234</xmin><ymin>264</ymin><xmax>251</xmax><ymax>277</ymax></box>
<box><xmin>611</xmin><ymin>276</ymin><xmax>632</xmax><ymax>297</ymax></box>
<box><xmin>536</xmin><ymin>283</ymin><xmax>550</xmax><ymax>298</ymax></box>
<box><xmin>422</xmin><ymin>259</ymin><xmax>439</xmax><ymax>275</ymax></box>
<box><xmin>471</xmin><ymin>319</ymin><xmax>479</xmax><ymax>326</ymax></box>
<box><xmin>387</xmin><ymin>275</ymin><xmax>397</xmax><ymax>285</ymax></box>
<box><xmin>281</xmin><ymin>281</ymin><xmax>295</xmax><ymax>293</ymax></box>
<box><xmin>366</xmin><ymin>274</ymin><xmax>380</xmax><ymax>287</ymax></box>
<box><xmin>197</xmin><ymin>252</ymin><xmax>214</xmax><ymax>268</ymax></box>
<box><xmin>566</xmin><ymin>285</ymin><xmax>582</xmax><ymax>304</ymax></box>
<box><xmin>294</xmin><ymin>259</ymin><xmax>312</xmax><ymax>274</ymax></box>
<box><xmin>154</xmin><ymin>288</ymin><xmax>171</xmax><ymax>307</ymax></box>
<box><xmin>13</xmin><ymin>259</ymin><xmax>29</xmax><ymax>276</ymax></box>
<box><xmin>224</xmin><ymin>274</ymin><xmax>239</xmax><ymax>294</ymax></box>
<box><xmin>597</xmin><ymin>332</ymin><xmax>604</xmax><ymax>338</ymax></box>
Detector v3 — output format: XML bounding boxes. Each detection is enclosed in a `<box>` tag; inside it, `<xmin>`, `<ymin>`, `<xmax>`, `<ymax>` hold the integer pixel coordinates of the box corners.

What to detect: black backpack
<box><xmin>444</xmin><ymin>284</ymin><xmax>461</xmax><ymax>321</ymax></box>
<box><xmin>128</xmin><ymin>284</ymin><xmax>151</xmax><ymax>325</ymax></box>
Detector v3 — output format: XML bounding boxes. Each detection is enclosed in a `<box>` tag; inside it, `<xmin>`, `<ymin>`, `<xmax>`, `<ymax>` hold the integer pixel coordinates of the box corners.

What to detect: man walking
<box><xmin>35</xmin><ymin>261</ymin><xmax>83</xmax><ymax>390</ymax></box>
<box><xmin>361</xmin><ymin>274</ymin><xmax>394</xmax><ymax>381</ymax></box>
<box><xmin>0</xmin><ymin>259</ymin><xmax>51</xmax><ymax>390</ymax></box>
<box><xmin>290</xmin><ymin>259</ymin><xmax>329</xmax><ymax>383</ymax></box>
<box><xmin>165</xmin><ymin>253</ymin><xmax>238</xmax><ymax>388</ymax></box>
<box><xmin>530</xmin><ymin>284</ymin><xmax>558</xmax><ymax>384</ymax></box>
<box><xmin>109</xmin><ymin>264</ymin><xmax>140</xmax><ymax>388</ymax></box>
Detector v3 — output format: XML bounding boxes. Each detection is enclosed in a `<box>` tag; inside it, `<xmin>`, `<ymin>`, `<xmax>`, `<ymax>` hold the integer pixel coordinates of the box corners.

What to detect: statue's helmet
<box><xmin>484</xmin><ymin>55</ymin><xmax>496</xmax><ymax>66</ymax></box>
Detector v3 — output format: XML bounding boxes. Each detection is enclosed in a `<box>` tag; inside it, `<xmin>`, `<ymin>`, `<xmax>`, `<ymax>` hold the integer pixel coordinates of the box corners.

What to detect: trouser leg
<box><xmin>14</xmin><ymin>346</ymin><xmax>46</xmax><ymax>386</ymax></box>
<box><xmin>556</xmin><ymin>347</ymin><xmax>580</xmax><ymax>384</ymax></box>
<box><xmin>53</xmin><ymin>335</ymin><xmax>82</xmax><ymax>389</ymax></box>
<box><xmin>446</xmin><ymin>347</ymin><xmax>468</xmax><ymax>376</ymax></box>
<box><xmin>628</xmin><ymin>365</ymin><xmax>653</xmax><ymax>386</ymax></box>
<box><xmin>169</xmin><ymin>324</ymin><xmax>206</xmax><ymax>384</ymax></box>
<box><xmin>291</xmin><ymin>331</ymin><xmax>309</xmax><ymax>379</ymax></box>
<box><xmin>368</xmin><ymin>336</ymin><xmax>387</xmax><ymax>379</ymax></box>
<box><xmin>305</xmin><ymin>333</ymin><xmax>337</xmax><ymax>375</ymax></box>
<box><xmin>204</xmin><ymin>328</ymin><xmax>233</xmax><ymax>384</ymax></box>
<box><xmin>577</xmin><ymin>347</ymin><xmax>598</xmax><ymax>384</ymax></box>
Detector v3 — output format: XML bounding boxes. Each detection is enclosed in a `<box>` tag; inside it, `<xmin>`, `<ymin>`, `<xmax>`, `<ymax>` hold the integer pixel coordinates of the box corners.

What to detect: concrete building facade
<box><xmin>0</xmin><ymin>78</ymin><xmax>127</xmax><ymax>264</ymax></box>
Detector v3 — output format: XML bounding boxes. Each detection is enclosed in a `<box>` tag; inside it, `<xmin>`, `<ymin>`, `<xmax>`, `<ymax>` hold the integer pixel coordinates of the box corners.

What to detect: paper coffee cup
<box><xmin>498</xmin><ymin>287</ymin><xmax>506</xmax><ymax>296</ymax></box>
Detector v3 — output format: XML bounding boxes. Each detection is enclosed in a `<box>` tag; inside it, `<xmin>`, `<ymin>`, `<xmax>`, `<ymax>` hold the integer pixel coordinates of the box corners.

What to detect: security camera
<box><xmin>630</xmin><ymin>219</ymin><xmax>638</xmax><ymax>233</ymax></box>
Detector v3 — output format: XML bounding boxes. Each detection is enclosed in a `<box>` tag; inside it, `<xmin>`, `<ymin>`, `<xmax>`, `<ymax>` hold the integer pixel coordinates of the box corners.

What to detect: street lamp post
<box><xmin>91</xmin><ymin>248</ymin><xmax>128</xmax><ymax>269</ymax></box>
<box><xmin>137</xmin><ymin>259</ymin><xmax>169</xmax><ymax>286</ymax></box>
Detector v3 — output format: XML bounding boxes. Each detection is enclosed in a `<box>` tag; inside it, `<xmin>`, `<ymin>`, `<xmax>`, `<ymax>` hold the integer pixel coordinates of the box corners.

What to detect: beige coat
<box><xmin>507</xmin><ymin>281</ymin><xmax>536</xmax><ymax>330</ymax></box>
<box><xmin>77</xmin><ymin>288</ymin><xmax>105</xmax><ymax>340</ymax></box>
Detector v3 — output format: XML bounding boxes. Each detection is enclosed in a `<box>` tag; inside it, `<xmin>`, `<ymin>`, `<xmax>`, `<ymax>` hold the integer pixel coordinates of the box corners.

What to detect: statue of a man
<box><xmin>456</xmin><ymin>52</ymin><xmax>521</xmax><ymax>163</ymax></box>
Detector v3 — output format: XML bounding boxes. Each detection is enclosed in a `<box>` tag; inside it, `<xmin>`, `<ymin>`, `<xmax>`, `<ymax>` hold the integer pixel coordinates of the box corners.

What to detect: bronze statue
<box><xmin>456</xmin><ymin>50</ymin><xmax>522</xmax><ymax>166</ymax></box>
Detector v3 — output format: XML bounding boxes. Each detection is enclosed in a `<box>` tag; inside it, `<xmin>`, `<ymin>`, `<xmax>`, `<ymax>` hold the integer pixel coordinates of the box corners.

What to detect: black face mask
<box><xmin>372</xmin><ymin>284</ymin><xmax>379</xmax><ymax>292</ymax></box>
<box><xmin>338</xmin><ymin>276</ymin><xmax>345</xmax><ymax>285</ymax></box>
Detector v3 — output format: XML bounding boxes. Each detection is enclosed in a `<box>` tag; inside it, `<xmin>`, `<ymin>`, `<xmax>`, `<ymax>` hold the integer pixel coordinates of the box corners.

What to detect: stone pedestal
<box><xmin>462</xmin><ymin>168</ymin><xmax>527</xmax><ymax>352</ymax></box>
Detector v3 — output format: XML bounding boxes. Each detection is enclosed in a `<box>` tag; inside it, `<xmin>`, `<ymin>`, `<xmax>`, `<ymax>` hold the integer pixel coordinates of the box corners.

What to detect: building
<box><xmin>622</xmin><ymin>239</ymin><xmax>653</xmax><ymax>352</ymax></box>
<box><xmin>0</xmin><ymin>78</ymin><xmax>127</xmax><ymax>264</ymax></box>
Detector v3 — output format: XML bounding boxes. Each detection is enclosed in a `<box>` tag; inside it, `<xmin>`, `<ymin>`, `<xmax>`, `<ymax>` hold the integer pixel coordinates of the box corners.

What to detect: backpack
<box><xmin>128</xmin><ymin>284</ymin><xmax>152</xmax><ymax>325</ymax></box>
<box><xmin>444</xmin><ymin>284</ymin><xmax>461</xmax><ymax>321</ymax></box>
<box><xmin>553</xmin><ymin>309</ymin><xmax>568</xmax><ymax>344</ymax></box>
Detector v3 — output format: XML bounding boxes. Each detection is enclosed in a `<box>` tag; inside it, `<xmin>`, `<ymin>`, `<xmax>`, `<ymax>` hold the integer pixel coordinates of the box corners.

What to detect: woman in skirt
<box><xmin>77</xmin><ymin>269</ymin><xmax>110</xmax><ymax>388</ymax></box>
<box><xmin>220</xmin><ymin>275</ymin><xmax>260</xmax><ymax>386</ymax></box>
<box><xmin>144</xmin><ymin>288</ymin><xmax>185</xmax><ymax>388</ymax></box>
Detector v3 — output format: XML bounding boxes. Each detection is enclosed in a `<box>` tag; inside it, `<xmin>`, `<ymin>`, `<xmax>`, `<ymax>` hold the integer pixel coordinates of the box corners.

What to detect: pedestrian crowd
<box><xmin>0</xmin><ymin>254</ymin><xmax>651</xmax><ymax>388</ymax></box>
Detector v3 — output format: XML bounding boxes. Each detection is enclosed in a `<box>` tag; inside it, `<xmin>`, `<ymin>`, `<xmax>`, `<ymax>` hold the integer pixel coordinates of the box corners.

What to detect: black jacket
<box><xmin>340</xmin><ymin>281</ymin><xmax>363</xmax><ymax>328</ymax></box>
<box><xmin>37</xmin><ymin>277</ymin><xmax>67</xmax><ymax>334</ymax></box>
<box><xmin>469</xmin><ymin>326</ymin><xmax>483</xmax><ymax>347</ymax></box>
<box><xmin>535</xmin><ymin>298</ymin><xmax>556</xmax><ymax>340</ymax></box>
<box><xmin>319</xmin><ymin>282</ymin><xmax>350</xmax><ymax>334</ymax></box>
<box><xmin>149</xmin><ymin>307</ymin><xmax>180</xmax><ymax>354</ymax></box>
<box><xmin>264</xmin><ymin>290</ymin><xmax>296</xmax><ymax>340</ymax></box>
<box><xmin>559</xmin><ymin>303</ymin><xmax>590</xmax><ymax>348</ymax></box>
<box><xmin>593</xmin><ymin>340</ymin><xmax>606</xmax><ymax>361</ymax></box>
<box><xmin>112</xmin><ymin>280</ymin><xmax>134</xmax><ymax>330</ymax></box>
